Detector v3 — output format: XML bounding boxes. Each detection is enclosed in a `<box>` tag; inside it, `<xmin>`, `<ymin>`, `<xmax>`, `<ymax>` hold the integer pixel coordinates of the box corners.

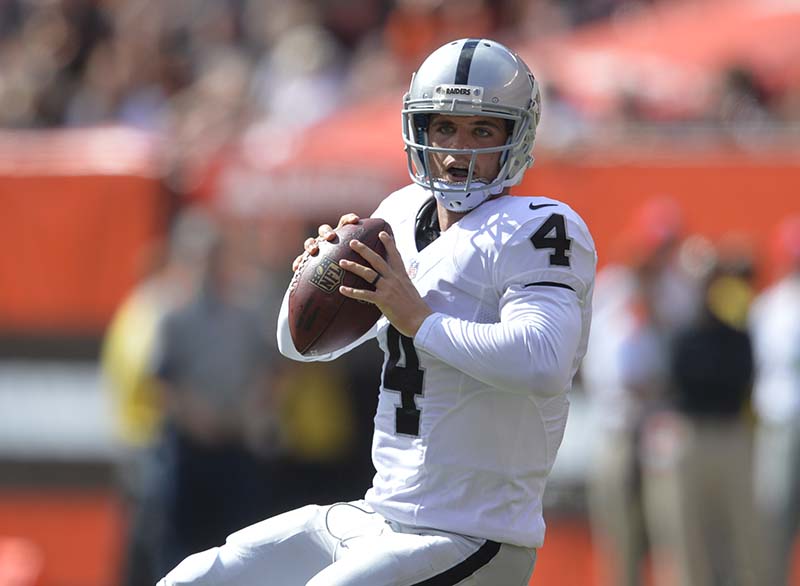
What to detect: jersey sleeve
<box><xmin>495</xmin><ymin>211</ymin><xmax>596</xmax><ymax>300</ymax></box>
<box><xmin>414</xmin><ymin>286</ymin><xmax>583</xmax><ymax>396</ymax></box>
<box><xmin>413</xmin><ymin>209</ymin><xmax>596</xmax><ymax>397</ymax></box>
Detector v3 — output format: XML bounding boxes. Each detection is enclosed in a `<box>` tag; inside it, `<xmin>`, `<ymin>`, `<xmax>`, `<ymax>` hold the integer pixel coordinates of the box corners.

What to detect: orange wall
<box><xmin>0</xmin><ymin>149</ymin><xmax>797</xmax><ymax>335</ymax></box>
<box><xmin>0</xmin><ymin>175</ymin><xmax>165</xmax><ymax>334</ymax></box>
<box><xmin>0</xmin><ymin>490</ymin><xmax>124</xmax><ymax>586</ymax></box>
<box><xmin>522</xmin><ymin>151</ymin><xmax>800</xmax><ymax>276</ymax></box>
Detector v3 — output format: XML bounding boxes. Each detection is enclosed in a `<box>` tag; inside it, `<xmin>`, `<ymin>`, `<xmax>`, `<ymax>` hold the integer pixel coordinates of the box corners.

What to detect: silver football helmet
<box><xmin>402</xmin><ymin>38</ymin><xmax>541</xmax><ymax>212</ymax></box>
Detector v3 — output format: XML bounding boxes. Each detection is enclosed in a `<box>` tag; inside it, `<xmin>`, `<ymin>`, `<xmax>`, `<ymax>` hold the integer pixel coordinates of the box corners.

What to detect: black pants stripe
<box><xmin>412</xmin><ymin>540</ymin><xmax>502</xmax><ymax>585</ymax></box>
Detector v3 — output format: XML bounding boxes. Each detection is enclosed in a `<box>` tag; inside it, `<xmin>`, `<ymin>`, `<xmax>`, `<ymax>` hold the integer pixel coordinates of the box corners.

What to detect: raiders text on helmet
<box><xmin>402</xmin><ymin>39</ymin><xmax>542</xmax><ymax>212</ymax></box>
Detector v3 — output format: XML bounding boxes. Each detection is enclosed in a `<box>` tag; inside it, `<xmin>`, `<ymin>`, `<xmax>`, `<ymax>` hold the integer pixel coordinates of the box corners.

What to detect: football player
<box><xmin>159</xmin><ymin>38</ymin><xmax>596</xmax><ymax>586</ymax></box>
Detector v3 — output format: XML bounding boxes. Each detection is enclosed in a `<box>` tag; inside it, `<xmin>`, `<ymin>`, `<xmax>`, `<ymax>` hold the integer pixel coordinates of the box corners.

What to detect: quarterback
<box><xmin>159</xmin><ymin>38</ymin><xmax>596</xmax><ymax>585</ymax></box>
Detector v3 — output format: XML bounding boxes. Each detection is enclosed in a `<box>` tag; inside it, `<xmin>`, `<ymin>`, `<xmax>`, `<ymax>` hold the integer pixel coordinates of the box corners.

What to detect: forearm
<box><xmin>414</xmin><ymin>290</ymin><xmax>582</xmax><ymax>396</ymax></box>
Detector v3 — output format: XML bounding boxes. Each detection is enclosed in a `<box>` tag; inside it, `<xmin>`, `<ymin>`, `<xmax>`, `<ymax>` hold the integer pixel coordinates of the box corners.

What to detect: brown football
<box><xmin>288</xmin><ymin>218</ymin><xmax>392</xmax><ymax>356</ymax></box>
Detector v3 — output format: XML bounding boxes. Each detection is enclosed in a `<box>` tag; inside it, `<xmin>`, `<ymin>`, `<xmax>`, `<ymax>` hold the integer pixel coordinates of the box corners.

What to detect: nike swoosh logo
<box><xmin>529</xmin><ymin>203</ymin><xmax>557</xmax><ymax>210</ymax></box>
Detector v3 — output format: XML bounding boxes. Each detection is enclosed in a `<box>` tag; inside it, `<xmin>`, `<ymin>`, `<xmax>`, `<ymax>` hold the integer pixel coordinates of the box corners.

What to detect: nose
<box><xmin>433</xmin><ymin>123</ymin><xmax>474</xmax><ymax>151</ymax></box>
<box><xmin>448</xmin><ymin>127</ymin><xmax>476</xmax><ymax>150</ymax></box>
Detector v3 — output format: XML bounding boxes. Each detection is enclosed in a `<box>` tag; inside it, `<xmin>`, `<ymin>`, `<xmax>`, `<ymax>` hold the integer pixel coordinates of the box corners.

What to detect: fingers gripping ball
<box><xmin>289</xmin><ymin>218</ymin><xmax>392</xmax><ymax>356</ymax></box>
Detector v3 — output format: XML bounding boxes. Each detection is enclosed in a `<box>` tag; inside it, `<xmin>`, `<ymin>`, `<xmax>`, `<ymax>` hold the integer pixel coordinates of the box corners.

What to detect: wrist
<box><xmin>408</xmin><ymin>309</ymin><xmax>434</xmax><ymax>338</ymax></box>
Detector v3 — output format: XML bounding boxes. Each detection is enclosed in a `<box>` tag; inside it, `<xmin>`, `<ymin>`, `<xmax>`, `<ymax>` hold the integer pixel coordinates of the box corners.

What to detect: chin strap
<box><xmin>426</xmin><ymin>152</ymin><xmax>534</xmax><ymax>213</ymax></box>
<box><xmin>430</xmin><ymin>180</ymin><xmax>506</xmax><ymax>212</ymax></box>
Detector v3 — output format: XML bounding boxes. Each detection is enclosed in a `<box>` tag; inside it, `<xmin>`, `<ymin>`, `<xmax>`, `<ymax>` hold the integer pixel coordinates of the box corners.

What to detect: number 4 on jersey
<box><xmin>383</xmin><ymin>326</ymin><xmax>425</xmax><ymax>436</ymax></box>
<box><xmin>530</xmin><ymin>213</ymin><xmax>572</xmax><ymax>267</ymax></box>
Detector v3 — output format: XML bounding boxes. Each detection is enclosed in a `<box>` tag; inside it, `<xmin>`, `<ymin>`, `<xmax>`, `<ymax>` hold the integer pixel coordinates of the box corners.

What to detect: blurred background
<box><xmin>0</xmin><ymin>0</ymin><xmax>798</xmax><ymax>584</ymax></box>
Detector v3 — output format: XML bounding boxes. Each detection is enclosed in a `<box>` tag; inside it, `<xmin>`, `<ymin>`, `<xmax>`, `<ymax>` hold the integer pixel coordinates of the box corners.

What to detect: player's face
<box><xmin>427</xmin><ymin>114</ymin><xmax>509</xmax><ymax>184</ymax></box>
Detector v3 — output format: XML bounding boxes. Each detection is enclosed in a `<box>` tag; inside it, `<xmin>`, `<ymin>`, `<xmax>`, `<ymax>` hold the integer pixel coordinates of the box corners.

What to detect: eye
<box><xmin>433</xmin><ymin>122</ymin><xmax>456</xmax><ymax>136</ymax></box>
<box><xmin>474</xmin><ymin>127</ymin><xmax>493</xmax><ymax>138</ymax></box>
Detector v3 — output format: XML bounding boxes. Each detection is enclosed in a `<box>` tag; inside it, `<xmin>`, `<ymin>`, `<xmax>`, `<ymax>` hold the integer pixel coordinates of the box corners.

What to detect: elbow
<box><xmin>493</xmin><ymin>368</ymin><xmax>568</xmax><ymax>397</ymax></box>
<box><xmin>489</xmin><ymin>353</ymin><xmax>571</xmax><ymax>396</ymax></box>
<box><xmin>519</xmin><ymin>330</ymin><xmax>574</xmax><ymax>397</ymax></box>
<box><xmin>528</xmin><ymin>362</ymin><xmax>572</xmax><ymax>397</ymax></box>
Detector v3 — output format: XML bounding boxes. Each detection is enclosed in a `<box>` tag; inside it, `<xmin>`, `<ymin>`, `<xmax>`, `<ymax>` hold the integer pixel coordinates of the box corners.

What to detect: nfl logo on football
<box><xmin>310</xmin><ymin>257</ymin><xmax>344</xmax><ymax>293</ymax></box>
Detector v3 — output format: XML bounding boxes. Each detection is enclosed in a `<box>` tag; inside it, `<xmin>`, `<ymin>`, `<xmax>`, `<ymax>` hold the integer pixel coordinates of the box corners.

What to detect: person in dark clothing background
<box><xmin>644</xmin><ymin>245</ymin><xmax>766</xmax><ymax>586</ymax></box>
<box><xmin>150</xmin><ymin>208</ymin><xmax>284</xmax><ymax>576</ymax></box>
<box><xmin>671</xmin><ymin>255</ymin><xmax>754</xmax><ymax>419</ymax></box>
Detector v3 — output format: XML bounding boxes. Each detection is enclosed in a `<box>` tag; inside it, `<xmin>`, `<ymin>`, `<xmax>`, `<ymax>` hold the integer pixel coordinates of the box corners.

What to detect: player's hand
<box><xmin>338</xmin><ymin>231</ymin><xmax>433</xmax><ymax>338</ymax></box>
<box><xmin>292</xmin><ymin>213</ymin><xmax>360</xmax><ymax>271</ymax></box>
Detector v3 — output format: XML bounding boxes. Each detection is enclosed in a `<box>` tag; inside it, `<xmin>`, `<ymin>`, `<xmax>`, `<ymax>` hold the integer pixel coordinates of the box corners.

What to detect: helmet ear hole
<box><xmin>413</xmin><ymin>113</ymin><xmax>430</xmax><ymax>142</ymax></box>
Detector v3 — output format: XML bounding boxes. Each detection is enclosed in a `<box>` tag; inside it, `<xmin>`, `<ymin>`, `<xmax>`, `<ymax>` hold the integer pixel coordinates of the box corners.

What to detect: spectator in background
<box><xmin>716</xmin><ymin>65</ymin><xmax>778</xmax><ymax>147</ymax></box>
<box><xmin>646</xmin><ymin>242</ymin><xmax>765</xmax><ymax>586</ymax></box>
<box><xmin>581</xmin><ymin>197</ymin><xmax>697</xmax><ymax>586</ymax></box>
<box><xmin>0</xmin><ymin>0</ymin><xmax>110</xmax><ymax>127</ymax></box>
<box><xmin>271</xmin><ymin>354</ymin><xmax>377</xmax><ymax>509</ymax></box>
<box><xmin>220</xmin><ymin>210</ymin><xmax>382</xmax><ymax>515</ymax></box>
<box><xmin>751</xmin><ymin>215</ymin><xmax>800</xmax><ymax>586</ymax></box>
<box><xmin>535</xmin><ymin>83</ymin><xmax>592</xmax><ymax>153</ymax></box>
<box><xmin>101</xmin><ymin>240</ymin><xmax>187</xmax><ymax>586</ymax></box>
<box><xmin>249</xmin><ymin>21</ymin><xmax>348</xmax><ymax>131</ymax></box>
<box><xmin>150</xmin><ymin>207</ymin><xmax>284</xmax><ymax>575</ymax></box>
<box><xmin>503</xmin><ymin>0</ymin><xmax>569</xmax><ymax>43</ymax></box>
<box><xmin>101</xmin><ymin>206</ymin><xmax>227</xmax><ymax>586</ymax></box>
<box><xmin>163</xmin><ymin>46</ymin><xmax>254</xmax><ymax>200</ymax></box>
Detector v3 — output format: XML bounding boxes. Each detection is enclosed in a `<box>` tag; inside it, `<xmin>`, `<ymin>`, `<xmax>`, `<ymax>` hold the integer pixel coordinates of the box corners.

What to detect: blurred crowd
<box><xmin>0</xmin><ymin>0</ymin><xmax>599</xmax><ymax>131</ymax></box>
<box><xmin>582</xmin><ymin>201</ymin><xmax>800</xmax><ymax>586</ymax></box>
<box><xmin>0</xmin><ymin>0</ymin><xmax>642</xmax><ymax>129</ymax></box>
<box><xmin>2</xmin><ymin>0</ymin><xmax>797</xmax><ymax>190</ymax></box>
<box><xmin>0</xmin><ymin>0</ymin><xmax>608</xmax><ymax>202</ymax></box>
<box><xmin>4</xmin><ymin>1</ymin><xmax>791</xmax><ymax>585</ymax></box>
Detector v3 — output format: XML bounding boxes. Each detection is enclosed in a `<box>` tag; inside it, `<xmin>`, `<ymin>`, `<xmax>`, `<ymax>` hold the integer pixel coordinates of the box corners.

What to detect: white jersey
<box><xmin>750</xmin><ymin>275</ymin><xmax>800</xmax><ymax>425</ymax></box>
<box><xmin>277</xmin><ymin>184</ymin><xmax>596</xmax><ymax>548</ymax></box>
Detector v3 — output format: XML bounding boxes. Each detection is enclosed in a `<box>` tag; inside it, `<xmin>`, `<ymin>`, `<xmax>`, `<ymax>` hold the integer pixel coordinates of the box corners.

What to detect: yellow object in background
<box><xmin>101</xmin><ymin>286</ymin><xmax>166</xmax><ymax>448</ymax></box>
<box><xmin>707</xmin><ymin>276</ymin><xmax>753</xmax><ymax>331</ymax></box>
<box><xmin>277</xmin><ymin>363</ymin><xmax>355</xmax><ymax>463</ymax></box>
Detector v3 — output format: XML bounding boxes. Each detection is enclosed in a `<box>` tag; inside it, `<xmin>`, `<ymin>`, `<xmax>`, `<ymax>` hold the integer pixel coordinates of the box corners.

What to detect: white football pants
<box><xmin>157</xmin><ymin>500</ymin><xmax>536</xmax><ymax>586</ymax></box>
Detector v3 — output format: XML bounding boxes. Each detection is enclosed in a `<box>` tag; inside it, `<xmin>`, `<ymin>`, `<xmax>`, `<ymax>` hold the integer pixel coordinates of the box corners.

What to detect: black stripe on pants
<box><xmin>412</xmin><ymin>540</ymin><xmax>502</xmax><ymax>585</ymax></box>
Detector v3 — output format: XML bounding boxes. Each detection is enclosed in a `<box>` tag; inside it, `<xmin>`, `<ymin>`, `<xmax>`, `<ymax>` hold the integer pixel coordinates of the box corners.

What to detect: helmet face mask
<box><xmin>402</xmin><ymin>39</ymin><xmax>541</xmax><ymax>212</ymax></box>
